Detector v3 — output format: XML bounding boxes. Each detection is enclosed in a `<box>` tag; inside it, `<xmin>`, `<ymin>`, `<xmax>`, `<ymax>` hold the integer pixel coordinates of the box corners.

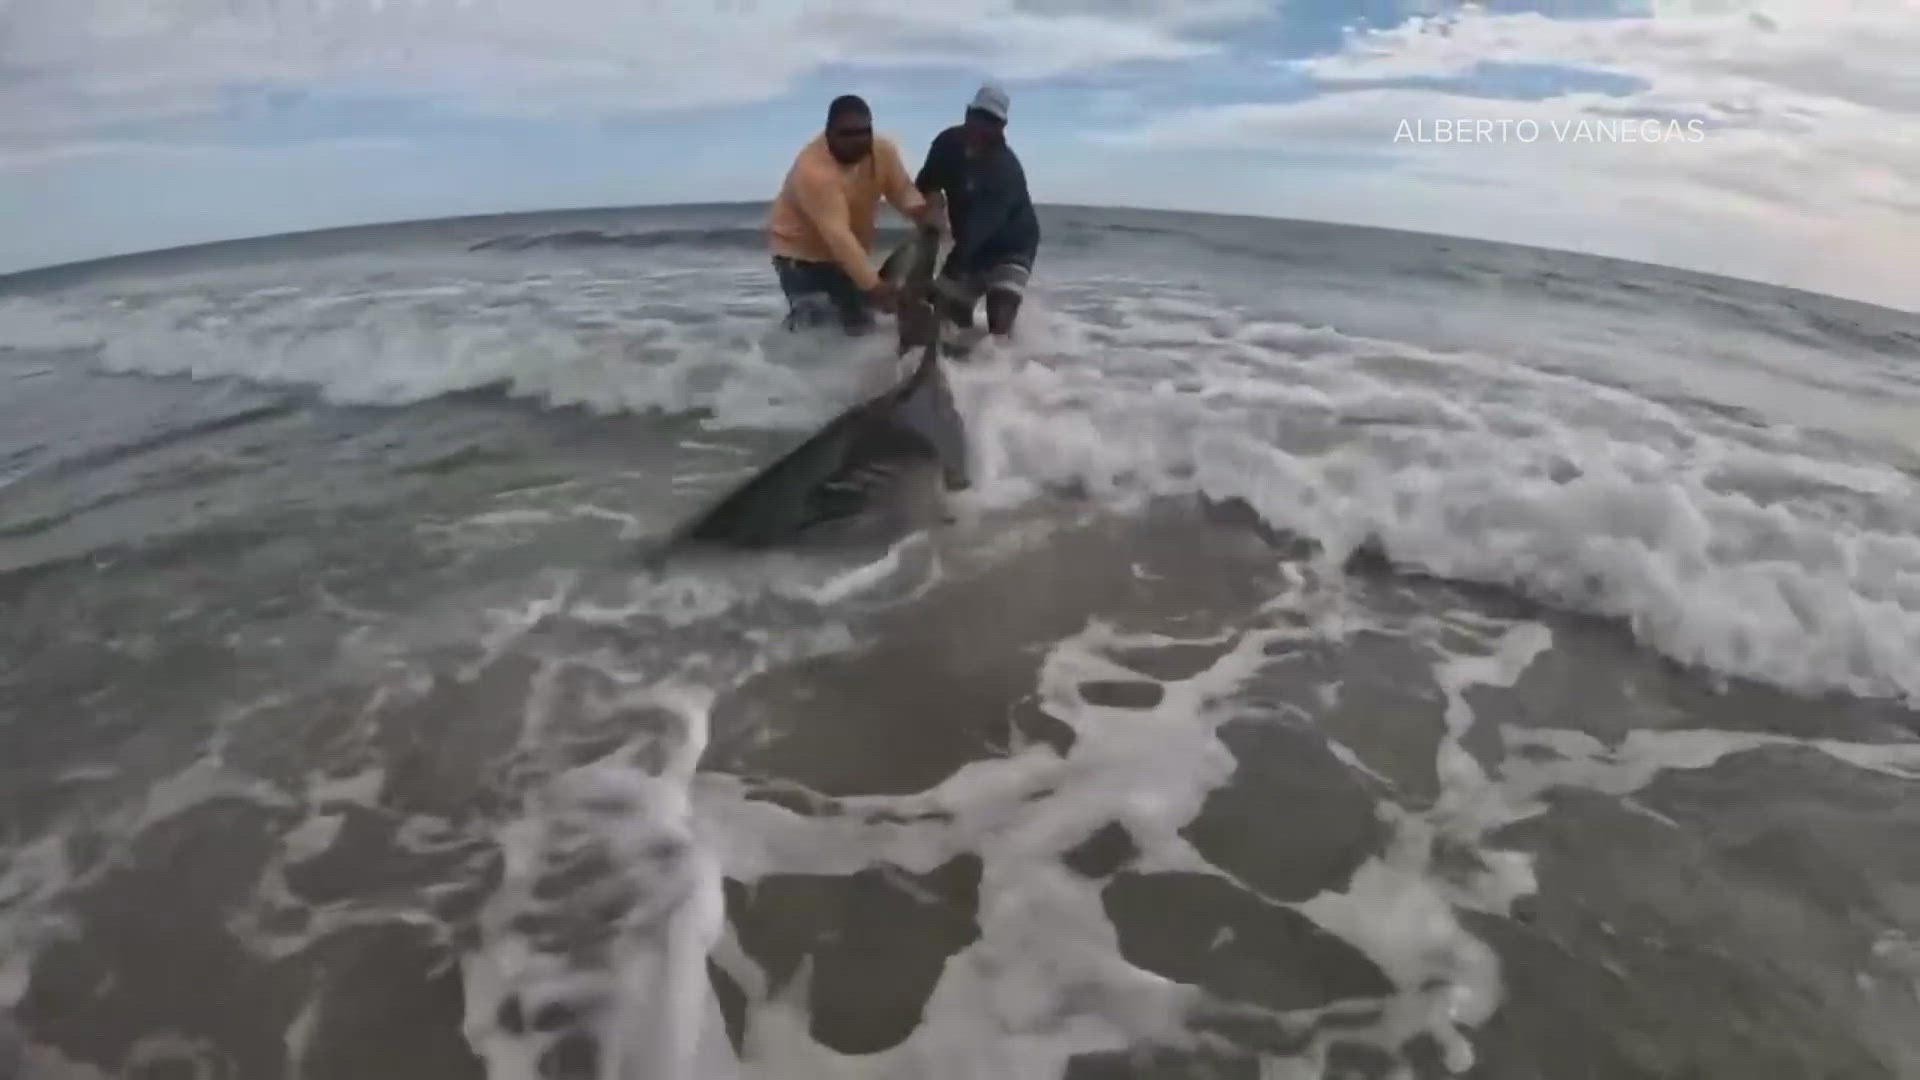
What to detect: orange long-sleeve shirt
<box><xmin>768</xmin><ymin>132</ymin><xmax>925</xmax><ymax>292</ymax></box>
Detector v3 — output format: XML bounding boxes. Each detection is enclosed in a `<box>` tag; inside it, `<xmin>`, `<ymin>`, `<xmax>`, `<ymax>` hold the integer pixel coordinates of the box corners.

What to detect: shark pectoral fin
<box><xmin>878</xmin><ymin>229</ymin><xmax>943</xmax><ymax>291</ymax></box>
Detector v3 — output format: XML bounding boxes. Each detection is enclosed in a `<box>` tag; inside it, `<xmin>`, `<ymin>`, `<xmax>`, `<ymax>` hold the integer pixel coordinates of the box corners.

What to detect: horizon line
<box><xmin>1</xmin><ymin>197</ymin><xmax>1910</xmax><ymax>318</ymax></box>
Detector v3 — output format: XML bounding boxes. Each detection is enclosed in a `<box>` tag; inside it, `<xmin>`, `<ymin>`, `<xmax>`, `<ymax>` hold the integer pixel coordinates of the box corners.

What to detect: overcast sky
<box><xmin>1</xmin><ymin>0</ymin><xmax>1914</xmax><ymax>310</ymax></box>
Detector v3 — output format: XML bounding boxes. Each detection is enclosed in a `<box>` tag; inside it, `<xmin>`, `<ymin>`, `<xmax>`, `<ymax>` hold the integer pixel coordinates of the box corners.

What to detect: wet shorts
<box><xmin>772</xmin><ymin>255</ymin><xmax>875</xmax><ymax>333</ymax></box>
<box><xmin>935</xmin><ymin>255</ymin><xmax>1032</xmax><ymax>304</ymax></box>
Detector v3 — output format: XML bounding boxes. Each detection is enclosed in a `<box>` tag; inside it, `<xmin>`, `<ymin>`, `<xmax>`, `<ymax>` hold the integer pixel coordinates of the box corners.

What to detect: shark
<box><xmin>647</xmin><ymin>225</ymin><xmax>972</xmax><ymax>558</ymax></box>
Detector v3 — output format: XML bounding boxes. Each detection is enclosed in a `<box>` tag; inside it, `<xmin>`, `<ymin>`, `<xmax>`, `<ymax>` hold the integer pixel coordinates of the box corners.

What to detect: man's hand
<box><xmin>912</xmin><ymin>196</ymin><xmax>947</xmax><ymax>235</ymax></box>
<box><xmin>865</xmin><ymin>279</ymin><xmax>900</xmax><ymax>313</ymax></box>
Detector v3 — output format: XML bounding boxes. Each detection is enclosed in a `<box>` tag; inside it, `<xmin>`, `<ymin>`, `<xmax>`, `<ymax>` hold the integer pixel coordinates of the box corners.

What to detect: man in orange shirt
<box><xmin>768</xmin><ymin>94</ymin><xmax>945</xmax><ymax>334</ymax></box>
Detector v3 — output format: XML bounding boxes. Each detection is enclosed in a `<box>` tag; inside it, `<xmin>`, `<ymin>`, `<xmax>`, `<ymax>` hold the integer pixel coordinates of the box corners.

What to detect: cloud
<box><xmin>1296</xmin><ymin>2</ymin><xmax>1915</xmax><ymax>109</ymax></box>
<box><xmin>1086</xmin><ymin>0</ymin><xmax>1920</xmax><ymax>309</ymax></box>
<box><xmin>0</xmin><ymin>135</ymin><xmax>412</xmax><ymax>171</ymax></box>
<box><xmin>6</xmin><ymin>0</ymin><xmax>1914</xmax><ymax>311</ymax></box>
<box><xmin>0</xmin><ymin>0</ymin><xmax>1257</xmax><ymax>149</ymax></box>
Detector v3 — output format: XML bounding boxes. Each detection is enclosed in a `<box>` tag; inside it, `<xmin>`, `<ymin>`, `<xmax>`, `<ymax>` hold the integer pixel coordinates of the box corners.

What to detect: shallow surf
<box><xmin>1</xmin><ymin>203</ymin><xmax>1917</xmax><ymax>1079</ymax></box>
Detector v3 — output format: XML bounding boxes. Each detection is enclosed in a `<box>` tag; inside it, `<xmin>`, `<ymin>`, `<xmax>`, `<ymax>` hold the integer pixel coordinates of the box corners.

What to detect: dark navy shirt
<box><xmin>915</xmin><ymin>125</ymin><xmax>1040</xmax><ymax>272</ymax></box>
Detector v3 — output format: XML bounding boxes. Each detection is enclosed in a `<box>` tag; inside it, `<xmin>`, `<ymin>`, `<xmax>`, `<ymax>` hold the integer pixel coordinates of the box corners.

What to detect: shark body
<box><xmin>650</xmin><ymin>227</ymin><xmax>971</xmax><ymax>557</ymax></box>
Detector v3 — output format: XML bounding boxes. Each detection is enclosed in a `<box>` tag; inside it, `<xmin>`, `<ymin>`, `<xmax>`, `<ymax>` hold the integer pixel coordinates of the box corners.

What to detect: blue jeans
<box><xmin>772</xmin><ymin>255</ymin><xmax>874</xmax><ymax>334</ymax></box>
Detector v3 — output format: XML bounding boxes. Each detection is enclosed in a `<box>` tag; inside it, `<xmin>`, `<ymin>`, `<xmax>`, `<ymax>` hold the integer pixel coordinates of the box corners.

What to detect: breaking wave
<box><xmin>2</xmin><ymin>236</ymin><xmax>1917</xmax><ymax>711</ymax></box>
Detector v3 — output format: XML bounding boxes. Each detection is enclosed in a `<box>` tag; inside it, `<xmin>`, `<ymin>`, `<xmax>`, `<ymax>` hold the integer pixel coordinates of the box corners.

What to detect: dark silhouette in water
<box><xmin>651</xmin><ymin>226</ymin><xmax>970</xmax><ymax>556</ymax></box>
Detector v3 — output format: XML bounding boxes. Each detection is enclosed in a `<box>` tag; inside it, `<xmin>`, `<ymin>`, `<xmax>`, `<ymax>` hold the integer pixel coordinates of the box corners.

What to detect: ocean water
<box><xmin>1</xmin><ymin>202</ymin><xmax>1919</xmax><ymax>1080</ymax></box>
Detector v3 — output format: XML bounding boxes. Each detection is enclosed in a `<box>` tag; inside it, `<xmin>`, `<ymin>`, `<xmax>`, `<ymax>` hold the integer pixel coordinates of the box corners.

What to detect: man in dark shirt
<box><xmin>914</xmin><ymin>84</ymin><xmax>1041</xmax><ymax>341</ymax></box>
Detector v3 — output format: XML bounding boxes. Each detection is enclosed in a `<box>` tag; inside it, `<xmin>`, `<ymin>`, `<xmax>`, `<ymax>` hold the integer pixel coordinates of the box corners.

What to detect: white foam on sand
<box><xmin>683</xmin><ymin>597</ymin><xmax>1920</xmax><ymax>1079</ymax></box>
<box><xmin>7</xmin><ymin>474</ymin><xmax>1910</xmax><ymax>1080</ymax></box>
<box><xmin>462</xmin><ymin>684</ymin><xmax>734</xmax><ymax>1080</ymax></box>
<box><xmin>419</xmin><ymin>539</ymin><xmax>1920</xmax><ymax>1080</ymax></box>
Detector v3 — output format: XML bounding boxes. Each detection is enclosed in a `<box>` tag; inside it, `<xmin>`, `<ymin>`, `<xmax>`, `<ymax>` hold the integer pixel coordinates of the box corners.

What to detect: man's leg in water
<box><xmin>981</xmin><ymin>258</ymin><xmax>1030</xmax><ymax>337</ymax></box>
<box><xmin>773</xmin><ymin>255</ymin><xmax>876</xmax><ymax>334</ymax></box>
<box><xmin>933</xmin><ymin>251</ymin><xmax>977</xmax><ymax>331</ymax></box>
<box><xmin>934</xmin><ymin>257</ymin><xmax>1029</xmax><ymax>339</ymax></box>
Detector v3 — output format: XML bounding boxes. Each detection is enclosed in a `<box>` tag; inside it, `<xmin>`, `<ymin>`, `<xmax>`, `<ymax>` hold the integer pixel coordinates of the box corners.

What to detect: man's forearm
<box><xmin>812</xmin><ymin>218</ymin><xmax>878</xmax><ymax>290</ymax></box>
<box><xmin>909</xmin><ymin>198</ymin><xmax>945</xmax><ymax>232</ymax></box>
<box><xmin>831</xmin><ymin>233</ymin><xmax>880</xmax><ymax>291</ymax></box>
